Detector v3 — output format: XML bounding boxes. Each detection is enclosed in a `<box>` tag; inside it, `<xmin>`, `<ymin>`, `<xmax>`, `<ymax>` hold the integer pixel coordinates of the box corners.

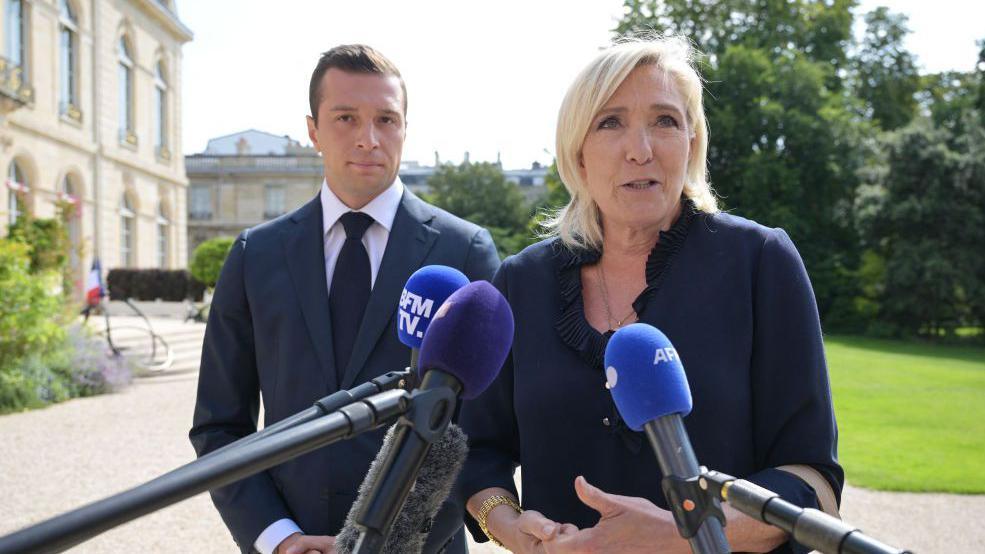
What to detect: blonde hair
<box><xmin>543</xmin><ymin>34</ymin><xmax>718</xmax><ymax>251</ymax></box>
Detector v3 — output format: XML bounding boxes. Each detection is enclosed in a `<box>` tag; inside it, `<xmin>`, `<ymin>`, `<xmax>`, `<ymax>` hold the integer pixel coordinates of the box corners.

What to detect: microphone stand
<box><xmin>667</xmin><ymin>469</ymin><xmax>913</xmax><ymax>554</ymax></box>
<box><xmin>351</xmin><ymin>372</ymin><xmax>460</xmax><ymax>554</ymax></box>
<box><xmin>0</xmin><ymin>389</ymin><xmax>411</xmax><ymax>554</ymax></box>
<box><xmin>202</xmin><ymin>368</ymin><xmax>416</xmax><ymax>460</ymax></box>
<box><xmin>645</xmin><ymin>419</ymin><xmax>730</xmax><ymax>554</ymax></box>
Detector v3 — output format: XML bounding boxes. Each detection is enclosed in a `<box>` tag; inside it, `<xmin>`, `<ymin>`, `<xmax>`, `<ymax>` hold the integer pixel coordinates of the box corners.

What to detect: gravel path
<box><xmin>0</xmin><ymin>320</ymin><xmax>980</xmax><ymax>553</ymax></box>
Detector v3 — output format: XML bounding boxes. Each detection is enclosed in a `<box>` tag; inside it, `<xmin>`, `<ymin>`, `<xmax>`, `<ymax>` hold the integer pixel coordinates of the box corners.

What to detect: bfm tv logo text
<box><xmin>398</xmin><ymin>289</ymin><xmax>435</xmax><ymax>338</ymax></box>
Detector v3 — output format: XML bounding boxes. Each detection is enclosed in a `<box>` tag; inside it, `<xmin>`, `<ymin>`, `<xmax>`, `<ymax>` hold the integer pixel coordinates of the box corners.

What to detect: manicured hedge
<box><xmin>107</xmin><ymin>269</ymin><xmax>206</xmax><ymax>301</ymax></box>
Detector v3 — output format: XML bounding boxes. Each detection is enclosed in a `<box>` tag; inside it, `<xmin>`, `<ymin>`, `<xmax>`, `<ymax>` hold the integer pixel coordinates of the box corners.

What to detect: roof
<box><xmin>203</xmin><ymin>129</ymin><xmax>306</xmax><ymax>156</ymax></box>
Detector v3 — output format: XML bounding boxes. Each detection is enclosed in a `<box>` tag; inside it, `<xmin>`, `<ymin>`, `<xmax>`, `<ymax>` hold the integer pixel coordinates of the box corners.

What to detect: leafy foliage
<box><xmin>425</xmin><ymin>162</ymin><xmax>535</xmax><ymax>257</ymax></box>
<box><xmin>189</xmin><ymin>236</ymin><xmax>235</xmax><ymax>289</ymax></box>
<box><xmin>0</xmin><ymin>230</ymin><xmax>132</xmax><ymax>413</ymax></box>
<box><xmin>7</xmin><ymin>213</ymin><xmax>69</xmax><ymax>274</ymax></box>
<box><xmin>0</xmin><ymin>240</ymin><xmax>64</xmax><ymax>374</ymax></box>
<box><xmin>612</xmin><ymin>1</ymin><xmax>985</xmax><ymax>337</ymax></box>
<box><xmin>858</xmin><ymin>117</ymin><xmax>985</xmax><ymax>337</ymax></box>
<box><xmin>851</xmin><ymin>7</ymin><xmax>921</xmax><ymax>131</ymax></box>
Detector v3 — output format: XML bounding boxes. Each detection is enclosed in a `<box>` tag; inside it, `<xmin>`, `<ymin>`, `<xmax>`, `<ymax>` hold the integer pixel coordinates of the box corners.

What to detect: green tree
<box><xmin>957</xmin><ymin>111</ymin><xmax>985</xmax><ymax>332</ymax></box>
<box><xmin>851</xmin><ymin>7</ymin><xmax>921</xmax><ymax>131</ymax></box>
<box><xmin>921</xmin><ymin>71</ymin><xmax>980</xmax><ymax>135</ymax></box>
<box><xmin>616</xmin><ymin>0</ymin><xmax>873</xmax><ymax>328</ymax></box>
<box><xmin>615</xmin><ymin>0</ymin><xmax>855</xmax><ymax>87</ymax></box>
<box><xmin>976</xmin><ymin>38</ymin><xmax>985</xmax><ymax>116</ymax></box>
<box><xmin>189</xmin><ymin>237</ymin><xmax>235</xmax><ymax>290</ymax></box>
<box><xmin>920</xmin><ymin>38</ymin><xmax>985</xmax><ymax>137</ymax></box>
<box><xmin>426</xmin><ymin>162</ymin><xmax>533</xmax><ymax>257</ymax></box>
<box><xmin>540</xmin><ymin>161</ymin><xmax>570</xmax><ymax>209</ymax></box>
<box><xmin>857</xmin><ymin>118</ymin><xmax>985</xmax><ymax>337</ymax></box>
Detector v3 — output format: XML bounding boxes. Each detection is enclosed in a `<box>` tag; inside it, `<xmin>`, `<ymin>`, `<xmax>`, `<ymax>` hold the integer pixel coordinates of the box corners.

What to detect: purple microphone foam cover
<box><xmin>417</xmin><ymin>281</ymin><xmax>514</xmax><ymax>399</ymax></box>
<box><xmin>604</xmin><ymin>323</ymin><xmax>693</xmax><ymax>431</ymax></box>
<box><xmin>397</xmin><ymin>265</ymin><xmax>470</xmax><ymax>349</ymax></box>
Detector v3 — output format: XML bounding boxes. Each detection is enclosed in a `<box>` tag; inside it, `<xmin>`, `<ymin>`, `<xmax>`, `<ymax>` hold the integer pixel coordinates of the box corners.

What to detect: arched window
<box><xmin>120</xmin><ymin>194</ymin><xmax>135</xmax><ymax>266</ymax></box>
<box><xmin>5</xmin><ymin>0</ymin><xmax>28</xmax><ymax>76</ymax></box>
<box><xmin>118</xmin><ymin>37</ymin><xmax>135</xmax><ymax>144</ymax></box>
<box><xmin>156</xmin><ymin>201</ymin><xmax>169</xmax><ymax>268</ymax></box>
<box><xmin>154</xmin><ymin>61</ymin><xmax>169</xmax><ymax>157</ymax></box>
<box><xmin>59</xmin><ymin>0</ymin><xmax>79</xmax><ymax>119</ymax></box>
<box><xmin>7</xmin><ymin>160</ymin><xmax>27</xmax><ymax>225</ymax></box>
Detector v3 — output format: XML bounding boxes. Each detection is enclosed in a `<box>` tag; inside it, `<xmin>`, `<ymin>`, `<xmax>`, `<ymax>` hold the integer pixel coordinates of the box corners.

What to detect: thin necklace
<box><xmin>596</xmin><ymin>262</ymin><xmax>636</xmax><ymax>332</ymax></box>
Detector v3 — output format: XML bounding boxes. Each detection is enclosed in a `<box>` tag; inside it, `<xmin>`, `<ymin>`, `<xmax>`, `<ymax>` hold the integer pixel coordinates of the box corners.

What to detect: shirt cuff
<box><xmin>254</xmin><ymin>518</ymin><xmax>302</xmax><ymax>554</ymax></box>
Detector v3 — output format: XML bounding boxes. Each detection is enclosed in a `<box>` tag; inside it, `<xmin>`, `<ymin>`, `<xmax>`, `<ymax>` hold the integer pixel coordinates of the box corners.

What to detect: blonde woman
<box><xmin>458</xmin><ymin>36</ymin><xmax>841</xmax><ymax>554</ymax></box>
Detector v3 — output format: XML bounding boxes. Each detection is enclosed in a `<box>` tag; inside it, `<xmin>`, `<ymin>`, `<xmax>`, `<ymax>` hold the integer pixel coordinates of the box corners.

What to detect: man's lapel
<box><xmin>340</xmin><ymin>190</ymin><xmax>439</xmax><ymax>389</ymax></box>
<box><xmin>280</xmin><ymin>195</ymin><xmax>337</xmax><ymax>391</ymax></box>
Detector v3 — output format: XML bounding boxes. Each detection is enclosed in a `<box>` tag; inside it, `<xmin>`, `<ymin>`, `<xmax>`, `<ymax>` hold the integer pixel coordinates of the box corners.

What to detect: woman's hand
<box><xmin>486</xmin><ymin>504</ymin><xmax>564</xmax><ymax>554</ymax></box>
<box><xmin>467</xmin><ymin>487</ymin><xmax>569</xmax><ymax>554</ymax></box>
<box><xmin>543</xmin><ymin>476</ymin><xmax>691</xmax><ymax>554</ymax></box>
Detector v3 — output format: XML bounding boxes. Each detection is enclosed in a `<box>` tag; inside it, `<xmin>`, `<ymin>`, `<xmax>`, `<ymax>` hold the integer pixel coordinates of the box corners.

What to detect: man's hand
<box><xmin>543</xmin><ymin>476</ymin><xmax>690</xmax><ymax>554</ymax></box>
<box><xmin>275</xmin><ymin>532</ymin><xmax>336</xmax><ymax>554</ymax></box>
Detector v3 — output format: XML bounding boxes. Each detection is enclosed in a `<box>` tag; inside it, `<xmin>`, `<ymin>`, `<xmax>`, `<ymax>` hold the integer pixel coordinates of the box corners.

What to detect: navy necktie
<box><xmin>329</xmin><ymin>211</ymin><xmax>375</xmax><ymax>383</ymax></box>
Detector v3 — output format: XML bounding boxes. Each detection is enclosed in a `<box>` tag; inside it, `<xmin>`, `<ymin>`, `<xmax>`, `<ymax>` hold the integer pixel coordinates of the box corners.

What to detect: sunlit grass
<box><xmin>827</xmin><ymin>335</ymin><xmax>985</xmax><ymax>493</ymax></box>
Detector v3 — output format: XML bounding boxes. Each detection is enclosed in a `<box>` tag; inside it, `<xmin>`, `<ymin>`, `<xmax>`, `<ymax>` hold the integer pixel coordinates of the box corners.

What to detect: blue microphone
<box><xmin>397</xmin><ymin>265</ymin><xmax>469</xmax><ymax>371</ymax></box>
<box><xmin>605</xmin><ymin>323</ymin><xmax>730</xmax><ymax>554</ymax></box>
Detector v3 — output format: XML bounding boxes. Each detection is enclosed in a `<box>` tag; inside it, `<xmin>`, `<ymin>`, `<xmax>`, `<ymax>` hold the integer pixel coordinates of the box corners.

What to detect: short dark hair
<box><xmin>308</xmin><ymin>44</ymin><xmax>407</xmax><ymax>124</ymax></box>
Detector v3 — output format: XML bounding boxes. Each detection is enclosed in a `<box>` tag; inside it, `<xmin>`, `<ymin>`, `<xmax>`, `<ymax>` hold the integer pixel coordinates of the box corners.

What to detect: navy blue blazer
<box><xmin>459</xmin><ymin>205</ymin><xmax>843</xmax><ymax>554</ymax></box>
<box><xmin>190</xmin><ymin>190</ymin><xmax>500</xmax><ymax>553</ymax></box>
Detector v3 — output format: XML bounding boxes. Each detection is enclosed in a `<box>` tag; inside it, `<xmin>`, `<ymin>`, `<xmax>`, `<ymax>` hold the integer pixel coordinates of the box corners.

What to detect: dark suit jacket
<box><xmin>190</xmin><ymin>189</ymin><xmax>500</xmax><ymax>553</ymax></box>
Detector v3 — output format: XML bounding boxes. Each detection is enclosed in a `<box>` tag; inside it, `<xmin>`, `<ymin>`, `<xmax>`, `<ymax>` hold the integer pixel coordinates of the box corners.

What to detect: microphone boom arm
<box><xmin>201</xmin><ymin>368</ymin><xmax>416</xmax><ymax>461</ymax></box>
<box><xmin>699</xmin><ymin>470</ymin><xmax>912</xmax><ymax>554</ymax></box>
<box><xmin>0</xmin><ymin>389</ymin><xmax>411</xmax><ymax>554</ymax></box>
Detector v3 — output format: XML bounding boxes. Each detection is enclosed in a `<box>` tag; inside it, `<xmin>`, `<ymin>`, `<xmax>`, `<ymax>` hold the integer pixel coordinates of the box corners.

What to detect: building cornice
<box><xmin>9</xmin><ymin>119</ymin><xmax>98</xmax><ymax>155</ymax></box>
<box><xmin>9</xmin><ymin>117</ymin><xmax>188</xmax><ymax>185</ymax></box>
<box><xmin>132</xmin><ymin>0</ymin><xmax>194</xmax><ymax>43</ymax></box>
<box><xmin>102</xmin><ymin>147</ymin><xmax>190</xmax><ymax>186</ymax></box>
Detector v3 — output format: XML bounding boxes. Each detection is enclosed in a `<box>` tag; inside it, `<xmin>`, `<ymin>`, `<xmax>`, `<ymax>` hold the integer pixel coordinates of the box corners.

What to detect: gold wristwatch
<box><xmin>476</xmin><ymin>494</ymin><xmax>522</xmax><ymax>547</ymax></box>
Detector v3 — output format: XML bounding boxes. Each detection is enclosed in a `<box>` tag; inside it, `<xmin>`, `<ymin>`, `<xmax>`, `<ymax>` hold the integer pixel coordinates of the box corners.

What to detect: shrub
<box><xmin>0</xmin><ymin>324</ymin><xmax>132</xmax><ymax>414</ymax></box>
<box><xmin>0</xmin><ymin>240</ymin><xmax>64</xmax><ymax>373</ymax></box>
<box><xmin>6</xmin><ymin>214</ymin><xmax>69</xmax><ymax>274</ymax></box>
<box><xmin>189</xmin><ymin>236</ymin><xmax>235</xmax><ymax>290</ymax></box>
<box><xmin>0</xmin><ymin>240</ymin><xmax>133</xmax><ymax>413</ymax></box>
<box><xmin>107</xmin><ymin>269</ymin><xmax>206</xmax><ymax>301</ymax></box>
<box><xmin>61</xmin><ymin>325</ymin><xmax>133</xmax><ymax>396</ymax></box>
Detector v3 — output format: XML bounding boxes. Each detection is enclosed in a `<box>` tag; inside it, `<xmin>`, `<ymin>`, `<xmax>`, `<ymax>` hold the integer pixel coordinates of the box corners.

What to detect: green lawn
<box><xmin>826</xmin><ymin>335</ymin><xmax>985</xmax><ymax>493</ymax></box>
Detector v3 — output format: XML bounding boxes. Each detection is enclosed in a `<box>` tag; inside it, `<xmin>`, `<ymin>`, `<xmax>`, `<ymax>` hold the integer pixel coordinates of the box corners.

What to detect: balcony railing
<box><xmin>188</xmin><ymin>211</ymin><xmax>213</xmax><ymax>220</ymax></box>
<box><xmin>185</xmin><ymin>155</ymin><xmax>324</xmax><ymax>175</ymax></box>
<box><xmin>0</xmin><ymin>56</ymin><xmax>34</xmax><ymax>109</ymax></box>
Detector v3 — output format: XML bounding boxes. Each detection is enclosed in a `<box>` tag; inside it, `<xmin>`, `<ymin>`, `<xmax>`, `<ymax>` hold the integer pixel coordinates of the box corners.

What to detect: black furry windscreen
<box><xmin>335</xmin><ymin>423</ymin><xmax>469</xmax><ymax>554</ymax></box>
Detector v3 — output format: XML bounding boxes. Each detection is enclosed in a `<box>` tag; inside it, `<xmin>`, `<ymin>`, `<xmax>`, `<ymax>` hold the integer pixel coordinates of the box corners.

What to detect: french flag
<box><xmin>85</xmin><ymin>258</ymin><xmax>104</xmax><ymax>306</ymax></box>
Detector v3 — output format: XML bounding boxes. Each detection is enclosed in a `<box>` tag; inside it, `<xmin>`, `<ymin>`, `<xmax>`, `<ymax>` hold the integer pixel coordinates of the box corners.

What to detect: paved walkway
<box><xmin>0</xmin><ymin>318</ymin><xmax>981</xmax><ymax>553</ymax></box>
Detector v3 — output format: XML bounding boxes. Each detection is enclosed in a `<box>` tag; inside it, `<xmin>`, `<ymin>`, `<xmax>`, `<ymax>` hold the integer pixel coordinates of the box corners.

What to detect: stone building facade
<box><xmin>186</xmin><ymin>129</ymin><xmax>550</xmax><ymax>258</ymax></box>
<box><xmin>0</xmin><ymin>0</ymin><xmax>192</xmax><ymax>294</ymax></box>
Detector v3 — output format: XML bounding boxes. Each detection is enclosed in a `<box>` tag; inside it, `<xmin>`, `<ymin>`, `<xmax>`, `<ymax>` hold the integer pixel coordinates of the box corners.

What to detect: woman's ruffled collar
<box><xmin>552</xmin><ymin>198</ymin><xmax>699</xmax><ymax>371</ymax></box>
<box><xmin>551</xmin><ymin>199</ymin><xmax>698</xmax><ymax>451</ymax></box>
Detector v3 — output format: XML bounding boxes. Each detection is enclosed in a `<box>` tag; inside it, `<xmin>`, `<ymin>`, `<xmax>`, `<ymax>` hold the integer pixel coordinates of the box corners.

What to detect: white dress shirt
<box><xmin>254</xmin><ymin>177</ymin><xmax>404</xmax><ymax>554</ymax></box>
<box><xmin>321</xmin><ymin>177</ymin><xmax>404</xmax><ymax>294</ymax></box>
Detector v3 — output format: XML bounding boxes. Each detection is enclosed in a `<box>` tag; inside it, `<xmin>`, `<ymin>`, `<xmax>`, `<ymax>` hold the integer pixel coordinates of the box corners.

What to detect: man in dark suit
<box><xmin>189</xmin><ymin>45</ymin><xmax>501</xmax><ymax>554</ymax></box>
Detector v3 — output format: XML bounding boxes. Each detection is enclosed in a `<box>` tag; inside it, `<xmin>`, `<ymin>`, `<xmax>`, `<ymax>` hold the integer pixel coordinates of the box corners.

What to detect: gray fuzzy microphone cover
<box><xmin>335</xmin><ymin>423</ymin><xmax>469</xmax><ymax>554</ymax></box>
